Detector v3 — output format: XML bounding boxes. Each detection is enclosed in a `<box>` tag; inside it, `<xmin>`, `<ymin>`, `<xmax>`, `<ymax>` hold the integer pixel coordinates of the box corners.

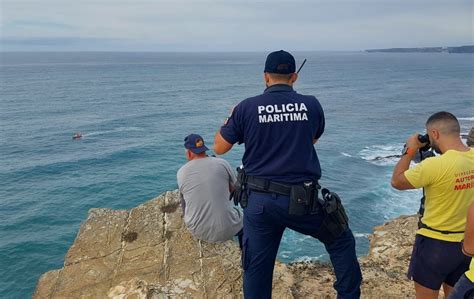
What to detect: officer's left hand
<box><xmin>406</xmin><ymin>134</ymin><xmax>423</xmax><ymax>149</ymax></box>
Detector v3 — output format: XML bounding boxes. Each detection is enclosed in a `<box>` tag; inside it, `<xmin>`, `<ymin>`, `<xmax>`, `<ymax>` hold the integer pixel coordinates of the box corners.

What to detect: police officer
<box><xmin>213</xmin><ymin>50</ymin><xmax>362</xmax><ymax>298</ymax></box>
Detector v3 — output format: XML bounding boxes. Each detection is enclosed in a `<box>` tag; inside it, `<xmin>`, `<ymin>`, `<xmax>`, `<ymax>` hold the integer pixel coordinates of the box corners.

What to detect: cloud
<box><xmin>5</xmin><ymin>20</ymin><xmax>75</xmax><ymax>31</ymax></box>
<box><xmin>1</xmin><ymin>0</ymin><xmax>472</xmax><ymax>51</ymax></box>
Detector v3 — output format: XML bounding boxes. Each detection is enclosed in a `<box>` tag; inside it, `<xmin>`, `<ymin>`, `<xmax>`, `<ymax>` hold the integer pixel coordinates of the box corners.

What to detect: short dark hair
<box><xmin>267</xmin><ymin>72</ymin><xmax>293</xmax><ymax>82</ymax></box>
<box><xmin>426</xmin><ymin>111</ymin><xmax>460</xmax><ymax>135</ymax></box>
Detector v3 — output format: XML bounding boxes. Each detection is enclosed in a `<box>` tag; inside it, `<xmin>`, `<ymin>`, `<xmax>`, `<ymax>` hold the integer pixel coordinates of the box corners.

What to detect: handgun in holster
<box><xmin>312</xmin><ymin>188</ymin><xmax>349</xmax><ymax>244</ymax></box>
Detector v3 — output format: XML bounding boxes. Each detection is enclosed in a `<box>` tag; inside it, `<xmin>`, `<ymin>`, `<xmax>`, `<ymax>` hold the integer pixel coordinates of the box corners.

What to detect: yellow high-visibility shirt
<box><xmin>404</xmin><ymin>149</ymin><xmax>474</xmax><ymax>242</ymax></box>
<box><xmin>466</xmin><ymin>258</ymin><xmax>474</xmax><ymax>282</ymax></box>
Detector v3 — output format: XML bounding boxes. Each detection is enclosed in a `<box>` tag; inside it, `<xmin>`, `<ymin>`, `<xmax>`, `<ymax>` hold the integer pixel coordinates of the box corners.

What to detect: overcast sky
<box><xmin>1</xmin><ymin>0</ymin><xmax>473</xmax><ymax>51</ymax></box>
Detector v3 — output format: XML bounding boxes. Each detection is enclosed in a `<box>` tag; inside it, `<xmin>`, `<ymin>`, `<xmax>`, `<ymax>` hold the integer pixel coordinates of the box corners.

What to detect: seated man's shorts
<box><xmin>408</xmin><ymin>234</ymin><xmax>471</xmax><ymax>290</ymax></box>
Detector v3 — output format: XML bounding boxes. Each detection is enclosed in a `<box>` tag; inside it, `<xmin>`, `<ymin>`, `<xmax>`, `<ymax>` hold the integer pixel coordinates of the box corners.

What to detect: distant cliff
<box><xmin>366</xmin><ymin>45</ymin><xmax>474</xmax><ymax>53</ymax></box>
<box><xmin>448</xmin><ymin>46</ymin><xmax>474</xmax><ymax>53</ymax></box>
<box><xmin>33</xmin><ymin>190</ymin><xmax>425</xmax><ymax>298</ymax></box>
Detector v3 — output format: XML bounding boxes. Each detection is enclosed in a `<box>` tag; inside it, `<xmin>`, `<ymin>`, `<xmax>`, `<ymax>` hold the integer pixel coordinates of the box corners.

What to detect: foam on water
<box><xmin>353</xmin><ymin>233</ymin><xmax>370</xmax><ymax>238</ymax></box>
<box><xmin>83</xmin><ymin>126</ymin><xmax>145</xmax><ymax>137</ymax></box>
<box><xmin>358</xmin><ymin>144</ymin><xmax>404</xmax><ymax>166</ymax></box>
<box><xmin>293</xmin><ymin>254</ymin><xmax>325</xmax><ymax>263</ymax></box>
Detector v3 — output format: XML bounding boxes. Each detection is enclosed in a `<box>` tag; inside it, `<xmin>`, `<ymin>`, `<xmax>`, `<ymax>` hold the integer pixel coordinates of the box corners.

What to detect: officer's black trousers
<box><xmin>242</xmin><ymin>190</ymin><xmax>362</xmax><ymax>299</ymax></box>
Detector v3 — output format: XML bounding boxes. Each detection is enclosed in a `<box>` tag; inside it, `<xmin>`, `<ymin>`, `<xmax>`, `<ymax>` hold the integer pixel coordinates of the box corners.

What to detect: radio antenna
<box><xmin>296</xmin><ymin>58</ymin><xmax>307</xmax><ymax>74</ymax></box>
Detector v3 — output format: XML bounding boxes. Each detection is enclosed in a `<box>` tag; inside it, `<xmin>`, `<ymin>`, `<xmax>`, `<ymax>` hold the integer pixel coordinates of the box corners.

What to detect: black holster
<box><xmin>231</xmin><ymin>167</ymin><xmax>248</xmax><ymax>208</ymax></box>
<box><xmin>312</xmin><ymin>188</ymin><xmax>349</xmax><ymax>244</ymax></box>
<box><xmin>289</xmin><ymin>181</ymin><xmax>320</xmax><ymax>215</ymax></box>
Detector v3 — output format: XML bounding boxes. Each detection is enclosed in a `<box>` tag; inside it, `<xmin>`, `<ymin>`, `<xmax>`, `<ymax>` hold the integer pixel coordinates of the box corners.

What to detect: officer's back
<box><xmin>220</xmin><ymin>74</ymin><xmax>324</xmax><ymax>183</ymax></box>
<box><xmin>213</xmin><ymin>50</ymin><xmax>362</xmax><ymax>299</ymax></box>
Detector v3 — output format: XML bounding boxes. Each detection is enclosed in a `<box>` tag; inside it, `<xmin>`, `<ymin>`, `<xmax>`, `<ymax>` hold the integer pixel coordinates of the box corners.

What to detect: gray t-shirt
<box><xmin>177</xmin><ymin>157</ymin><xmax>243</xmax><ymax>242</ymax></box>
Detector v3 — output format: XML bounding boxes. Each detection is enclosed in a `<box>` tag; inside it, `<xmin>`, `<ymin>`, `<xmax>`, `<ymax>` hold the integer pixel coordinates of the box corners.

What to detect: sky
<box><xmin>0</xmin><ymin>0</ymin><xmax>473</xmax><ymax>51</ymax></box>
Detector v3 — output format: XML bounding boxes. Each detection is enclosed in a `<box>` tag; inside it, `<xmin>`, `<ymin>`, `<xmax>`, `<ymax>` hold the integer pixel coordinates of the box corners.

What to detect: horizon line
<box><xmin>2</xmin><ymin>45</ymin><xmax>472</xmax><ymax>54</ymax></box>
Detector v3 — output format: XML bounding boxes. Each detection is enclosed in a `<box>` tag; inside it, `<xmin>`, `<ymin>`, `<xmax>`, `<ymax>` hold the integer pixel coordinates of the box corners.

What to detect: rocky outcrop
<box><xmin>34</xmin><ymin>191</ymin><xmax>421</xmax><ymax>298</ymax></box>
<box><xmin>467</xmin><ymin>127</ymin><xmax>474</xmax><ymax>147</ymax></box>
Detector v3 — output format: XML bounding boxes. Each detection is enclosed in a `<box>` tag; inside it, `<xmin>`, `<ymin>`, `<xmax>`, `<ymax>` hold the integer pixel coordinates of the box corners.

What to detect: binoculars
<box><xmin>417</xmin><ymin>134</ymin><xmax>431</xmax><ymax>152</ymax></box>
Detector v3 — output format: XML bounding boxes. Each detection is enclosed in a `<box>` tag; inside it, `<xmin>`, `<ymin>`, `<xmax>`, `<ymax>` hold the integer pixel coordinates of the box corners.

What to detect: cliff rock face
<box><xmin>34</xmin><ymin>191</ymin><xmax>420</xmax><ymax>298</ymax></box>
<box><xmin>467</xmin><ymin>127</ymin><xmax>474</xmax><ymax>147</ymax></box>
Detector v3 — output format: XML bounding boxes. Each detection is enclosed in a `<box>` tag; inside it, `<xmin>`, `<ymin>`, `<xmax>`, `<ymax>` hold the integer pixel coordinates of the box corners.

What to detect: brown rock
<box><xmin>34</xmin><ymin>190</ymin><xmax>424</xmax><ymax>298</ymax></box>
<box><xmin>467</xmin><ymin>127</ymin><xmax>474</xmax><ymax>147</ymax></box>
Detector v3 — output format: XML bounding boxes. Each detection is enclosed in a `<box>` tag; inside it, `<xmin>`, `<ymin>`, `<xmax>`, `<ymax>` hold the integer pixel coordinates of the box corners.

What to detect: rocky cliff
<box><xmin>34</xmin><ymin>190</ymin><xmax>420</xmax><ymax>298</ymax></box>
<box><xmin>467</xmin><ymin>127</ymin><xmax>474</xmax><ymax>147</ymax></box>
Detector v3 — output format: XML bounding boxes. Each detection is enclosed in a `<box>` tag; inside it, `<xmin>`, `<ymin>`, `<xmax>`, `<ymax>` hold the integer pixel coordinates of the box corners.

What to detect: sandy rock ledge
<box><xmin>34</xmin><ymin>190</ymin><xmax>419</xmax><ymax>298</ymax></box>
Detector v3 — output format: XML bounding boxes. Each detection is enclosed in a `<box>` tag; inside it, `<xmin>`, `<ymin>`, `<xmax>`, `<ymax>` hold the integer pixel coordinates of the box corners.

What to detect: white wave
<box><xmin>353</xmin><ymin>233</ymin><xmax>370</xmax><ymax>238</ymax></box>
<box><xmin>83</xmin><ymin>127</ymin><xmax>144</xmax><ymax>137</ymax></box>
<box><xmin>293</xmin><ymin>254</ymin><xmax>325</xmax><ymax>263</ymax></box>
<box><xmin>341</xmin><ymin>152</ymin><xmax>353</xmax><ymax>157</ymax></box>
<box><xmin>372</xmin><ymin>176</ymin><xmax>421</xmax><ymax>220</ymax></box>
<box><xmin>358</xmin><ymin>144</ymin><xmax>404</xmax><ymax>166</ymax></box>
<box><xmin>458</xmin><ymin>117</ymin><xmax>474</xmax><ymax>121</ymax></box>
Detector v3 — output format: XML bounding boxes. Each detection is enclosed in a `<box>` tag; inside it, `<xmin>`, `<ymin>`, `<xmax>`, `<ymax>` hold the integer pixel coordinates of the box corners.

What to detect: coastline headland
<box><xmin>366</xmin><ymin>45</ymin><xmax>474</xmax><ymax>53</ymax></box>
<box><xmin>34</xmin><ymin>190</ymin><xmax>420</xmax><ymax>298</ymax></box>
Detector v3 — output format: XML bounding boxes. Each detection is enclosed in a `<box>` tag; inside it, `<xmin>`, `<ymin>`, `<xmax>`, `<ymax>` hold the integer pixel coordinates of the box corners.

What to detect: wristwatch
<box><xmin>402</xmin><ymin>145</ymin><xmax>417</xmax><ymax>156</ymax></box>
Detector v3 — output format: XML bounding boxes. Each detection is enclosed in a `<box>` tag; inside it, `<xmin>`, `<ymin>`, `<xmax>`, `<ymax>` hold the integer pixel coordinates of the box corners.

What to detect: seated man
<box><xmin>392</xmin><ymin>111</ymin><xmax>474</xmax><ymax>298</ymax></box>
<box><xmin>177</xmin><ymin>134</ymin><xmax>243</xmax><ymax>244</ymax></box>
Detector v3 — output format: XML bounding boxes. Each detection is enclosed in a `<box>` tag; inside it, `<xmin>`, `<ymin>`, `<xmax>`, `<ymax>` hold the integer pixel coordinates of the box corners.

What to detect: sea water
<box><xmin>1</xmin><ymin>51</ymin><xmax>473</xmax><ymax>297</ymax></box>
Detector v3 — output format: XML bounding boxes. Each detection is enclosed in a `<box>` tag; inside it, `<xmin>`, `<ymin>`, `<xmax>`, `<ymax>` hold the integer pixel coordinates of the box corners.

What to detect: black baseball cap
<box><xmin>184</xmin><ymin>134</ymin><xmax>209</xmax><ymax>154</ymax></box>
<box><xmin>264</xmin><ymin>50</ymin><xmax>296</xmax><ymax>74</ymax></box>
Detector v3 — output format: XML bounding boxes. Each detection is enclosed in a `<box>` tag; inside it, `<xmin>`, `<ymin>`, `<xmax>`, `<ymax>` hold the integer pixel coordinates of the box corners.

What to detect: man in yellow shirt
<box><xmin>392</xmin><ymin>111</ymin><xmax>474</xmax><ymax>299</ymax></box>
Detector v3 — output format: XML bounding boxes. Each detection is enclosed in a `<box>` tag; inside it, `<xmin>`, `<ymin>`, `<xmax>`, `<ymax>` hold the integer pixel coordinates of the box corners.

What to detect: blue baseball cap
<box><xmin>264</xmin><ymin>50</ymin><xmax>296</xmax><ymax>74</ymax></box>
<box><xmin>184</xmin><ymin>134</ymin><xmax>209</xmax><ymax>154</ymax></box>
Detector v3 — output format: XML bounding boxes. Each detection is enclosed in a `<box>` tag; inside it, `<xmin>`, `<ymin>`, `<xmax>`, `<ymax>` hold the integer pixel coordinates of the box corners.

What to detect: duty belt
<box><xmin>246</xmin><ymin>175</ymin><xmax>318</xmax><ymax>196</ymax></box>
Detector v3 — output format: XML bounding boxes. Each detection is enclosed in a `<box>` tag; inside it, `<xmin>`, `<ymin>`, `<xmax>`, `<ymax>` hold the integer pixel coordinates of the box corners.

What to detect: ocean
<box><xmin>0</xmin><ymin>51</ymin><xmax>473</xmax><ymax>297</ymax></box>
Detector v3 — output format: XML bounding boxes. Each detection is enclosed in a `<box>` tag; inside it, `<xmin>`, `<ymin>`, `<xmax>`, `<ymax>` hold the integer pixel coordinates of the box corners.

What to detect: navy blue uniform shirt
<box><xmin>220</xmin><ymin>84</ymin><xmax>325</xmax><ymax>183</ymax></box>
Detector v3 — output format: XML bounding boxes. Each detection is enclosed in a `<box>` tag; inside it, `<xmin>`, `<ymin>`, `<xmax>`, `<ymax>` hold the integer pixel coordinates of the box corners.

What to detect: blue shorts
<box><xmin>448</xmin><ymin>274</ymin><xmax>474</xmax><ymax>299</ymax></box>
<box><xmin>408</xmin><ymin>234</ymin><xmax>471</xmax><ymax>290</ymax></box>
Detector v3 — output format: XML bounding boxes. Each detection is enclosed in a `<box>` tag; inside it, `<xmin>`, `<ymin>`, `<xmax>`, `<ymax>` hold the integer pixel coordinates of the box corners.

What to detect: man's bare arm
<box><xmin>214</xmin><ymin>130</ymin><xmax>233</xmax><ymax>155</ymax></box>
<box><xmin>391</xmin><ymin>134</ymin><xmax>422</xmax><ymax>190</ymax></box>
<box><xmin>391</xmin><ymin>154</ymin><xmax>416</xmax><ymax>190</ymax></box>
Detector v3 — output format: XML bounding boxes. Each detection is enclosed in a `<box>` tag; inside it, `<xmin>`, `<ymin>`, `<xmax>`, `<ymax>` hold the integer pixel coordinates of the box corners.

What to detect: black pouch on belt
<box><xmin>232</xmin><ymin>167</ymin><xmax>248</xmax><ymax>208</ymax></box>
<box><xmin>313</xmin><ymin>188</ymin><xmax>349</xmax><ymax>244</ymax></box>
<box><xmin>289</xmin><ymin>183</ymin><xmax>313</xmax><ymax>216</ymax></box>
